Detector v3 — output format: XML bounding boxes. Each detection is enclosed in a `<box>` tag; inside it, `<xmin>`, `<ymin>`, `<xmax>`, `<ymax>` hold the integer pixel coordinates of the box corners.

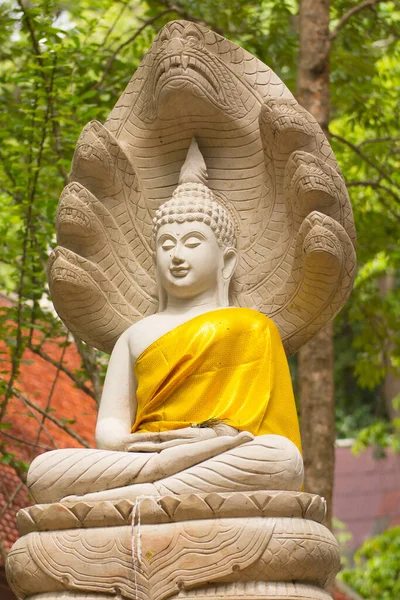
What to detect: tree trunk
<box><xmin>298</xmin><ymin>323</ymin><xmax>335</xmax><ymax>527</ymax></box>
<box><xmin>296</xmin><ymin>0</ymin><xmax>330</xmax><ymax>135</ymax></box>
<box><xmin>296</xmin><ymin>0</ymin><xmax>335</xmax><ymax>528</ymax></box>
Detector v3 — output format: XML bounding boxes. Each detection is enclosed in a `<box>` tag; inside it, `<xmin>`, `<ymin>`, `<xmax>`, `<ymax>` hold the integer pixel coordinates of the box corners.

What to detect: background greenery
<box><xmin>0</xmin><ymin>0</ymin><xmax>399</xmax><ymax>589</ymax></box>
<box><xmin>341</xmin><ymin>526</ymin><xmax>400</xmax><ymax>599</ymax></box>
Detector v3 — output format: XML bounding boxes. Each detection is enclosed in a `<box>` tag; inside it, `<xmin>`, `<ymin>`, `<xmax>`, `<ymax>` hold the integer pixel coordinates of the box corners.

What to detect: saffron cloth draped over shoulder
<box><xmin>132</xmin><ymin>308</ymin><xmax>301</xmax><ymax>452</ymax></box>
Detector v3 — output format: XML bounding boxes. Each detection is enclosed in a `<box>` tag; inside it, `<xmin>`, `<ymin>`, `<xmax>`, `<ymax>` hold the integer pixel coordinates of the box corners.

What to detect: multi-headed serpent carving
<box><xmin>48</xmin><ymin>20</ymin><xmax>356</xmax><ymax>355</ymax></box>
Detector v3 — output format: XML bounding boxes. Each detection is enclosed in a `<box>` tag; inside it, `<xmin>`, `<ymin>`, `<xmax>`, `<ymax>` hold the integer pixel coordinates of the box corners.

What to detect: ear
<box><xmin>222</xmin><ymin>247</ymin><xmax>238</xmax><ymax>280</ymax></box>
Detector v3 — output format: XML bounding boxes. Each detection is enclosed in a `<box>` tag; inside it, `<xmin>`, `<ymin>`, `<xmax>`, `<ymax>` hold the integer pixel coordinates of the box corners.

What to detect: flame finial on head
<box><xmin>178</xmin><ymin>138</ymin><xmax>208</xmax><ymax>186</ymax></box>
<box><xmin>152</xmin><ymin>138</ymin><xmax>237</xmax><ymax>249</ymax></box>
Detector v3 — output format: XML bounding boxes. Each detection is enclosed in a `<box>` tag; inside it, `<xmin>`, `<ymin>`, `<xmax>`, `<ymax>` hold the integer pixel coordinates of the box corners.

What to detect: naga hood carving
<box><xmin>48</xmin><ymin>20</ymin><xmax>356</xmax><ymax>355</ymax></box>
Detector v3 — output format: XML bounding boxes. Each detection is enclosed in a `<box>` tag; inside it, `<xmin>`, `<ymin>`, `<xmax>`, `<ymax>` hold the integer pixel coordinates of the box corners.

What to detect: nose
<box><xmin>171</xmin><ymin>245</ymin><xmax>184</xmax><ymax>264</ymax></box>
<box><xmin>166</xmin><ymin>38</ymin><xmax>184</xmax><ymax>55</ymax></box>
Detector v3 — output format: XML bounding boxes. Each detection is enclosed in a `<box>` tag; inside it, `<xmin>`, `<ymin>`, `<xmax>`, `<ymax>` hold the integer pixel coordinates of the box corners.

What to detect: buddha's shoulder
<box><xmin>117</xmin><ymin>314</ymin><xmax>160</xmax><ymax>343</ymax></box>
<box><xmin>118</xmin><ymin>314</ymin><xmax>185</xmax><ymax>360</ymax></box>
<box><xmin>229</xmin><ymin>308</ymin><xmax>278</xmax><ymax>329</ymax></box>
<box><xmin>226</xmin><ymin>309</ymin><xmax>282</xmax><ymax>342</ymax></box>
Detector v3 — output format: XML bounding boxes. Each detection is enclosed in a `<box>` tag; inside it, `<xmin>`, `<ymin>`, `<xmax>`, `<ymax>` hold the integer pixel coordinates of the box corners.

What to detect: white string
<box><xmin>131</xmin><ymin>495</ymin><xmax>161</xmax><ymax>594</ymax></box>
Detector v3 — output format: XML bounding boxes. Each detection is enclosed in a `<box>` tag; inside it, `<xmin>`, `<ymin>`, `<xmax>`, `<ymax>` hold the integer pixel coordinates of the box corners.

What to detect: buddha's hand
<box><xmin>126</xmin><ymin>425</ymin><xmax>243</xmax><ymax>452</ymax></box>
<box><xmin>209</xmin><ymin>422</ymin><xmax>239</xmax><ymax>437</ymax></box>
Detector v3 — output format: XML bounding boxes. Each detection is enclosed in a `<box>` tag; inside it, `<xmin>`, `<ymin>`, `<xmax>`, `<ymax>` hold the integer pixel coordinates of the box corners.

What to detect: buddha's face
<box><xmin>155</xmin><ymin>220</ymin><xmax>235</xmax><ymax>301</ymax></box>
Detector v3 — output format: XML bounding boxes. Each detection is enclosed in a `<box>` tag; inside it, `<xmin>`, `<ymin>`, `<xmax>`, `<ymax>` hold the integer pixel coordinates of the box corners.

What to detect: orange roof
<box><xmin>0</xmin><ymin>294</ymin><xmax>96</xmax><ymax>561</ymax></box>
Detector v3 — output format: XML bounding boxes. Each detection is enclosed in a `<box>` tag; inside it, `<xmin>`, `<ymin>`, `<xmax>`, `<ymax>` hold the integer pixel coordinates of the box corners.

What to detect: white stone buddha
<box><xmin>27</xmin><ymin>139</ymin><xmax>303</xmax><ymax>505</ymax></box>
<box><xmin>6</xmin><ymin>22</ymin><xmax>351</xmax><ymax>600</ymax></box>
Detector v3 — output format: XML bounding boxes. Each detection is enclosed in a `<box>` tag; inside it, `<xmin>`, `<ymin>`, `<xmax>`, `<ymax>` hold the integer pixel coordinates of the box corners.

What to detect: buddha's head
<box><xmin>153</xmin><ymin>139</ymin><xmax>238</xmax><ymax>309</ymax></box>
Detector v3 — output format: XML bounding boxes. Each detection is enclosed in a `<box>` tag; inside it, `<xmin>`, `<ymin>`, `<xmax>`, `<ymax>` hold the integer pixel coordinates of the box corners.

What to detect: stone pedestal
<box><xmin>6</xmin><ymin>491</ymin><xmax>339</xmax><ymax>600</ymax></box>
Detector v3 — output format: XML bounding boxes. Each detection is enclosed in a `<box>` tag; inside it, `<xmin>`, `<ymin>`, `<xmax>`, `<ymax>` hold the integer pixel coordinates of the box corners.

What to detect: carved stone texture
<box><xmin>48</xmin><ymin>19</ymin><xmax>356</xmax><ymax>356</ymax></box>
<box><xmin>7</xmin><ymin>504</ymin><xmax>340</xmax><ymax>600</ymax></box>
<box><xmin>26</xmin><ymin>595</ymin><xmax>112</xmax><ymax>600</ymax></box>
<box><xmin>24</xmin><ymin>583</ymin><xmax>334</xmax><ymax>600</ymax></box>
<box><xmin>25</xmin><ymin>435</ymin><xmax>304</xmax><ymax>505</ymax></box>
<box><xmin>179</xmin><ymin>582</ymin><xmax>335</xmax><ymax>600</ymax></box>
<box><xmin>16</xmin><ymin>491</ymin><xmax>326</xmax><ymax>534</ymax></box>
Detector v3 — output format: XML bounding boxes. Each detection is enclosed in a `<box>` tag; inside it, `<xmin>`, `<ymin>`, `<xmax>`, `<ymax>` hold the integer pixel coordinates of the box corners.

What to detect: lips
<box><xmin>170</xmin><ymin>267</ymin><xmax>190</xmax><ymax>278</ymax></box>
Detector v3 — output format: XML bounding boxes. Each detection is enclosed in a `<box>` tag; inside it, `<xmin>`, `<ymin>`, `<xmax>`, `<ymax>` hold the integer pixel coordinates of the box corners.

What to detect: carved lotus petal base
<box><xmin>7</xmin><ymin>493</ymin><xmax>340</xmax><ymax>600</ymax></box>
<box><xmin>16</xmin><ymin>490</ymin><xmax>327</xmax><ymax>533</ymax></box>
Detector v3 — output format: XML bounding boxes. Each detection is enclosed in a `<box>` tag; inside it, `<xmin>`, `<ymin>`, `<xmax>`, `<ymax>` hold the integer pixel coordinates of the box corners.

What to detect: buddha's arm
<box><xmin>95</xmin><ymin>330</ymin><xmax>138</xmax><ymax>451</ymax></box>
<box><xmin>95</xmin><ymin>329</ymin><xmax>225</xmax><ymax>452</ymax></box>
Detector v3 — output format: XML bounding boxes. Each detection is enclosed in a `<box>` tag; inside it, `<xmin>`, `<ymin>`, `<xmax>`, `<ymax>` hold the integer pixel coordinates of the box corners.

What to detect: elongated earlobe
<box><xmin>217</xmin><ymin>247</ymin><xmax>238</xmax><ymax>306</ymax></box>
<box><xmin>223</xmin><ymin>248</ymin><xmax>238</xmax><ymax>281</ymax></box>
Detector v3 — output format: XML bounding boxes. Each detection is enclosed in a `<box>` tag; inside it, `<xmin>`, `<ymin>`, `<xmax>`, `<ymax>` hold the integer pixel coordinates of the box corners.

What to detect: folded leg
<box><xmin>157</xmin><ymin>434</ymin><xmax>304</xmax><ymax>495</ymax></box>
<box><xmin>59</xmin><ymin>434</ymin><xmax>303</xmax><ymax>503</ymax></box>
<box><xmin>28</xmin><ymin>432</ymin><xmax>252</xmax><ymax>503</ymax></box>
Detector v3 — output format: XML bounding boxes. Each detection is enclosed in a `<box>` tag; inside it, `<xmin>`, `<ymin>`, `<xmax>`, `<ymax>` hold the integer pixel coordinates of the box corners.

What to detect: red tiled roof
<box><xmin>0</xmin><ymin>295</ymin><xmax>96</xmax><ymax>563</ymax></box>
<box><xmin>0</xmin><ymin>466</ymin><xmax>31</xmax><ymax>557</ymax></box>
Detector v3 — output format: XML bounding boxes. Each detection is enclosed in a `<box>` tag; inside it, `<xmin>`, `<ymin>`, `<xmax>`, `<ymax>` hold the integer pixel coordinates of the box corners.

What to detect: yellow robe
<box><xmin>132</xmin><ymin>308</ymin><xmax>302</xmax><ymax>452</ymax></box>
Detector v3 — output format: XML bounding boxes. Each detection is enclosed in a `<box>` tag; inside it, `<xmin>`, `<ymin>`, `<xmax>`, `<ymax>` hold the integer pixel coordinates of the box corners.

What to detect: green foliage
<box><xmin>0</xmin><ymin>0</ymin><xmax>399</xmax><ymax>467</ymax></box>
<box><xmin>333</xmin><ymin>517</ymin><xmax>353</xmax><ymax>567</ymax></box>
<box><xmin>328</xmin><ymin>1</ymin><xmax>400</xmax><ymax>439</ymax></box>
<box><xmin>341</xmin><ymin>527</ymin><xmax>400</xmax><ymax>600</ymax></box>
<box><xmin>352</xmin><ymin>419</ymin><xmax>400</xmax><ymax>457</ymax></box>
<box><xmin>352</xmin><ymin>393</ymin><xmax>400</xmax><ymax>455</ymax></box>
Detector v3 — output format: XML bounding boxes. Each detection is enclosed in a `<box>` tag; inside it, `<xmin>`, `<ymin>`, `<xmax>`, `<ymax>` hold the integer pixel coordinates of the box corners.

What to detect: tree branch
<box><xmin>359</xmin><ymin>136</ymin><xmax>400</xmax><ymax>147</ymax></box>
<box><xmin>0</xmin><ymin>476</ymin><xmax>27</xmax><ymax>563</ymax></box>
<box><xmin>1</xmin><ymin>383</ymin><xmax>59</xmax><ymax>449</ymax></box>
<box><xmin>17</xmin><ymin>0</ymin><xmax>43</xmax><ymax>63</ymax></box>
<box><xmin>28</xmin><ymin>343</ymin><xmax>97</xmax><ymax>400</ymax></box>
<box><xmin>346</xmin><ymin>179</ymin><xmax>400</xmax><ymax>206</ymax></box>
<box><xmin>0</xmin><ymin>480</ymin><xmax>26</xmax><ymax>522</ymax></box>
<box><xmin>94</xmin><ymin>9</ymin><xmax>174</xmax><ymax>90</ymax></box>
<box><xmin>1</xmin><ymin>431</ymin><xmax>52</xmax><ymax>452</ymax></box>
<box><xmin>29</xmin><ymin>333</ymin><xmax>68</xmax><ymax>458</ymax></box>
<box><xmin>72</xmin><ymin>336</ymin><xmax>103</xmax><ymax>405</ymax></box>
<box><xmin>154</xmin><ymin>0</ymin><xmax>223</xmax><ymax>34</ymax></box>
<box><xmin>0</xmin><ymin>442</ymin><xmax>28</xmax><ymax>482</ymax></box>
<box><xmin>0</xmin><ymin>186</ymin><xmax>19</xmax><ymax>201</ymax></box>
<box><xmin>0</xmin><ymin>148</ymin><xmax>18</xmax><ymax>190</ymax></box>
<box><xmin>0</xmin><ymin>378</ymin><xmax>92</xmax><ymax>448</ymax></box>
<box><xmin>0</xmin><ymin>59</ymin><xmax>54</xmax><ymax>422</ymax></box>
<box><xmin>347</xmin><ymin>182</ymin><xmax>400</xmax><ymax>221</ymax></box>
<box><xmin>330</xmin><ymin>0</ymin><xmax>389</xmax><ymax>41</ymax></box>
<box><xmin>17</xmin><ymin>0</ymin><xmax>68</xmax><ymax>184</ymax></box>
<box><xmin>100</xmin><ymin>1</ymin><xmax>130</xmax><ymax>48</ymax></box>
<box><xmin>331</xmin><ymin>133</ymin><xmax>397</xmax><ymax>188</ymax></box>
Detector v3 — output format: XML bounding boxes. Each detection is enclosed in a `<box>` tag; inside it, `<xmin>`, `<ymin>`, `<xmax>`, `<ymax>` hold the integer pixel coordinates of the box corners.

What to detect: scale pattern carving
<box><xmin>48</xmin><ymin>20</ymin><xmax>356</xmax><ymax>355</ymax></box>
<box><xmin>7</xmin><ymin>517</ymin><xmax>339</xmax><ymax>600</ymax></box>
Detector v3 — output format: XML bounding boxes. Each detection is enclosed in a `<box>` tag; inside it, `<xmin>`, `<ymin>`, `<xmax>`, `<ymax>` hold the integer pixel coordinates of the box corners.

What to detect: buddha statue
<box><xmin>26</xmin><ymin>138</ymin><xmax>303</xmax><ymax>506</ymax></box>
<box><xmin>6</xmin><ymin>20</ymin><xmax>356</xmax><ymax>600</ymax></box>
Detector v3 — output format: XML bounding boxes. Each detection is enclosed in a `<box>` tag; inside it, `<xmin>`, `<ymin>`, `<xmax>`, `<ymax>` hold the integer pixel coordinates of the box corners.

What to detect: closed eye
<box><xmin>184</xmin><ymin>236</ymin><xmax>203</xmax><ymax>248</ymax></box>
<box><xmin>161</xmin><ymin>241</ymin><xmax>175</xmax><ymax>251</ymax></box>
